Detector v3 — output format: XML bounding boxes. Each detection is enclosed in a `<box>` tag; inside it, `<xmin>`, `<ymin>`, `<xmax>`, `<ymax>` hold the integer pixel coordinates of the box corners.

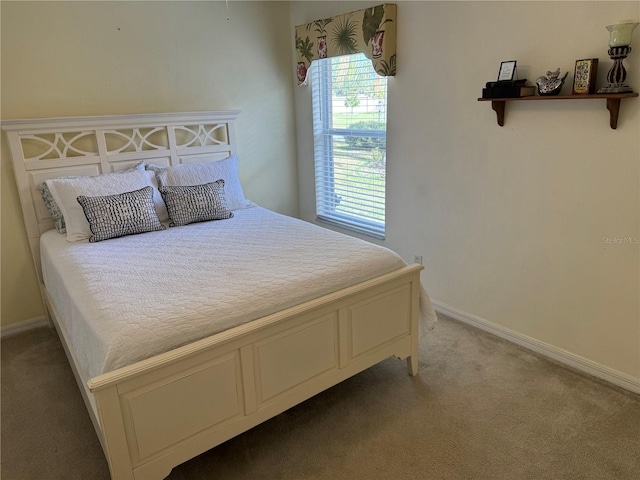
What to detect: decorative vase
<box><xmin>371</xmin><ymin>30</ymin><xmax>385</xmax><ymax>59</ymax></box>
<box><xmin>317</xmin><ymin>36</ymin><xmax>328</xmax><ymax>59</ymax></box>
<box><xmin>598</xmin><ymin>21</ymin><xmax>638</xmax><ymax>94</ymax></box>
<box><xmin>297</xmin><ymin>62</ymin><xmax>308</xmax><ymax>84</ymax></box>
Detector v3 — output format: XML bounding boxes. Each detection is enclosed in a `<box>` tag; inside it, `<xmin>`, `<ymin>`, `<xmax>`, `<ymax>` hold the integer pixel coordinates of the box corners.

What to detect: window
<box><xmin>311</xmin><ymin>53</ymin><xmax>388</xmax><ymax>239</ymax></box>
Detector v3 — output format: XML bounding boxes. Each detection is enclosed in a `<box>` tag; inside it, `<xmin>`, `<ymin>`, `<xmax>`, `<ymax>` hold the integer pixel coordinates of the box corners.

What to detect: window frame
<box><xmin>311</xmin><ymin>54</ymin><xmax>388</xmax><ymax>239</ymax></box>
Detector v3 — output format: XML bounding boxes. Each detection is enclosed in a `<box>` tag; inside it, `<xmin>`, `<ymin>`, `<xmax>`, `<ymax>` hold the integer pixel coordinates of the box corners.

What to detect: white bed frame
<box><xmin>3</xmin><ymin>111</ymin><xmax>423</xmax><ymax>479</ymax></box>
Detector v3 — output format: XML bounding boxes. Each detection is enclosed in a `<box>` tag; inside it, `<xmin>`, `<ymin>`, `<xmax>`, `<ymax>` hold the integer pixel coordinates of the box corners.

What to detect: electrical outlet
<box><xmin>413</xmin><ymin>255</ymin><xmax>423</xmax><ymax>265</ymax></box>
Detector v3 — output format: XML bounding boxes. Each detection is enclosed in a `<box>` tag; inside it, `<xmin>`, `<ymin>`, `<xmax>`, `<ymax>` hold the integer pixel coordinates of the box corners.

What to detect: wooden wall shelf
<box><xmin>477</xmin><ymin>92</ymin><xmax>639</xmax><ymax>129</ymax></box>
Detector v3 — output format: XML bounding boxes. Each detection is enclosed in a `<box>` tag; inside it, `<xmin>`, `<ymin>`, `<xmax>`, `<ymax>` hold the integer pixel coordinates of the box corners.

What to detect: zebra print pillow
<box><xmin>77</xmin><ymin>186</ymin><xmax>165</xmax><ymax>242</ymax></box>
<box><xmin>159</xmin><ymin>180</ymin><xmax>234</xmax><ymax>227</ymax></box>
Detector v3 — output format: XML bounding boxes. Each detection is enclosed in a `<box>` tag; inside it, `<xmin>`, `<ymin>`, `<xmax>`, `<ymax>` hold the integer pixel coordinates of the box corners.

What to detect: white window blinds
<box><xmin>311</xmin><ymin>53</ymin><xmax>388</xmax><ymax>238</ymax></box>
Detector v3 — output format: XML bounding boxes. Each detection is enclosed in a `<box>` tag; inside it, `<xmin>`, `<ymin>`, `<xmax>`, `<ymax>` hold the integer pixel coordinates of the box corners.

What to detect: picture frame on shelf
<box><xmin>497</xmin><ymin>60</ymin><xmax>517</xmax><ymax>81</ymax></box>
<box><xmin>572</xmin><ymin>58</ymin><xmax>598</xmax><ymax>94</ymax></box>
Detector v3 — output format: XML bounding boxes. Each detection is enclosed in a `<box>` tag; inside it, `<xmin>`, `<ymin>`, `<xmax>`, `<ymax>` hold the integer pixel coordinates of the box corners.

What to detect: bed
<box><xmin>3</xmin><ymin>111</ymin><xmax>436</xmax><ymax>479</ymax></box>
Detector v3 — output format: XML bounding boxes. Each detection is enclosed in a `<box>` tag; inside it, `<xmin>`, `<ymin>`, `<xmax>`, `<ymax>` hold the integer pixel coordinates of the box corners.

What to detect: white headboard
<box><xmin>2</xmin><ymin>110</ymin><xmax>240</xmax><ymax>282</ymax></box>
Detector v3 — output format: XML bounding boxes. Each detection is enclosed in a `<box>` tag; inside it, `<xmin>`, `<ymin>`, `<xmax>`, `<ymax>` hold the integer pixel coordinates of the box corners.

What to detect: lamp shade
<box><xmin>606</xmin><ymin>21</ymin><xmax>638</xmax><ymax>47</ymax></box>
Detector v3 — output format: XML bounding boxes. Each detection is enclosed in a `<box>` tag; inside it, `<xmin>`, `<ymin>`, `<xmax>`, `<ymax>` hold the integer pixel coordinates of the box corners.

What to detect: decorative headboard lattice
<box><xmin>3</xmin><ymin>110</ymin><xmax>240</xmax><ymax>282</ymax></box>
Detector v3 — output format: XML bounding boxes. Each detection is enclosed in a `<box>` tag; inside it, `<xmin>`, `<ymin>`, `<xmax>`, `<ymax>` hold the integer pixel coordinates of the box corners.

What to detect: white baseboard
<box><xmin>432</xmin><ymin>301</ymin><xmax>640</xmax><ymax>395</ymax></box>
<box><xmin>1</xmin><ymin>316</ymin><xmax>49</xmax><ymax>338</ymax></box>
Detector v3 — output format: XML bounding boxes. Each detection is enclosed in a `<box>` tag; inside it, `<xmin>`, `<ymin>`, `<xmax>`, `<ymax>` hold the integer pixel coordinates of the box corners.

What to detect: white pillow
<box><xmin>154</xmin><ymin>154</ymin><xmax>248</xmax><ymax>210</ymax></box>
<box><xmin>46</xmin><ymin>170</ymin><xmax>168</xmax><ymax>242</ymax></box>
<box><xmin>37</xmin><ymin>161</ymin><xmax>146</xmax><ymax>234</ymax></box>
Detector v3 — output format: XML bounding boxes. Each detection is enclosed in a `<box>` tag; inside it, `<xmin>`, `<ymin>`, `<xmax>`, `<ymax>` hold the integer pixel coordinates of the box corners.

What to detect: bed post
<box><xmin>406</xmin><ymin>267</ymin><xmax>422</xmax><ymax>376</ymax></box>
<box><xmin>92</xmin><ymin>386</ymin><xmax>137</xmax><ymax>480</ymax></box>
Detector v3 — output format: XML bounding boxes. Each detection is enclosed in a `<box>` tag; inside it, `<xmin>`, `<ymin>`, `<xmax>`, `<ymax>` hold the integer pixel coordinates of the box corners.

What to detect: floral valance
<box><xmin>294</xmin><ymin>4</ymin><xmax>397</xmax><ymax>85</ymax></box>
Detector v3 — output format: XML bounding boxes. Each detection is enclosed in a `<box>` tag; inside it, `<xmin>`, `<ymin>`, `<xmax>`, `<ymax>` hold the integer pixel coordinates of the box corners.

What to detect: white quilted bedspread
<box><xmin>41</xmin><ymin>206</ymin><xmax>436</xmax><ymax>380</ymax></box>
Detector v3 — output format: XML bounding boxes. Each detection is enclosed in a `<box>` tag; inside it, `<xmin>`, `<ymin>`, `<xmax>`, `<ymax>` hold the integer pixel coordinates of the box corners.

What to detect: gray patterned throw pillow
<box><xmin>76</xmin><ymin>186</ymin><xmax>165</xmax><ymax>242</ymax></box>
<box><xmin>37</xmin><ymin>182</ymin><xmax>66</xmax><ymax>233</ymax></box>
<box><xmin>159</xmin><ymin>180</ymin><xmax>234</xmax><ymax>227</ymax></box>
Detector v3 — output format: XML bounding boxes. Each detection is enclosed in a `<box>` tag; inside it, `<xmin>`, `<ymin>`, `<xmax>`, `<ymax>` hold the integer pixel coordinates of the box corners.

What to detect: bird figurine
<box><xmin>536</xmin><ymin>68</ymin><xmax>568</xmax><ymax>96</ymax></box>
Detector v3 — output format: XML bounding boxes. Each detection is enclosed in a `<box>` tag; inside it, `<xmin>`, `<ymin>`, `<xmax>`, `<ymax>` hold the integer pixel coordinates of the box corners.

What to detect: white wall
<box><xmin>1</xmin><ymin>1</ymin><xmax>298</xmax><ymax>327</ymax></box>
<box><xmin>292</xmin><ymin>1</ymin><xmax>640</xmax><ymax>384</ymax></box>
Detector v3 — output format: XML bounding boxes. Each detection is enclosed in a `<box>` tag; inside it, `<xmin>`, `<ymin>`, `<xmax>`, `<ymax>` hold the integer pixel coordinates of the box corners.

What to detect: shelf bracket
<box><xmin>491</xmin><ymin>100</ymin><xmax>505</xmax><ymax>126</ymax></box>
<box><xmin>606</xmin><ymin>98</ymin><xmax>621</xmax><ymax>129</ymax></box>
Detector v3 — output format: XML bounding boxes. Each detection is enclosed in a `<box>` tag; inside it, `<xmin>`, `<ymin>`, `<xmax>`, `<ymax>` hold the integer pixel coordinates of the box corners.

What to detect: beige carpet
<box><xmin>2</xmin><ymin>314</ymin><xmax>639</xmax><ymax>480</ymax></box>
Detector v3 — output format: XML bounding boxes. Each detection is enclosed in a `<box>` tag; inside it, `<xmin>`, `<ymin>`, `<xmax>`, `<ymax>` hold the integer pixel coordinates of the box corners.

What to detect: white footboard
<box><xmin>87</xmin><ymin>265</ymin><xmax>423</xmax><ymax>480</ymax></box>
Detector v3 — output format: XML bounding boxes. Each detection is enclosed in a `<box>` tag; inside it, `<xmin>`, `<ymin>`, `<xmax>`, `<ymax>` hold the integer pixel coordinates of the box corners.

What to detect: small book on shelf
<box><xmin>482</xmin><ymin>86</ymin><xmax>536</xmax><ymax>99</ymax></box>
<box><xmin>485</xmin><ymin>79</ymin><xmax>528</xmax><ymax>88</ymax></box>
